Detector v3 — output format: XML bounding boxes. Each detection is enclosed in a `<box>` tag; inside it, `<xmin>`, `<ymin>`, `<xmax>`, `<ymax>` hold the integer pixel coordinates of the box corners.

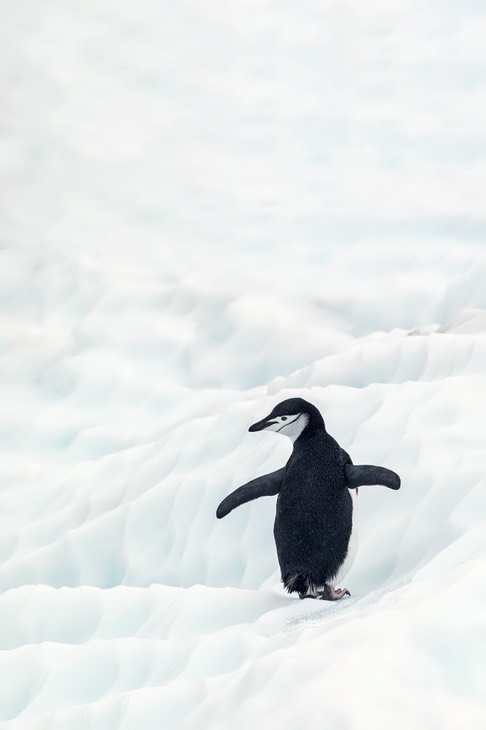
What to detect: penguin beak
<box><xmin>248</xmin><ymin>415</ymin><xmax>277</xmax><ymax>432</ymax></box>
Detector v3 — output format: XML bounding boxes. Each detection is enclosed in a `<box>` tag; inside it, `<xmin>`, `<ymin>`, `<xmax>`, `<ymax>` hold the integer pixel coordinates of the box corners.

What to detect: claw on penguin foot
<box><xmin>319</xmin><ymin>586</ymin><xmax>351</xmax><ymax>601</ymax></box>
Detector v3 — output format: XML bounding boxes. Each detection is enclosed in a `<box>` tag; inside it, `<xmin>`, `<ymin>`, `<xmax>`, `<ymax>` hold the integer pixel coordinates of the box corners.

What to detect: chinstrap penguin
<box><xmin>216</xmin><ymin>397</ymin><xmax>400</xmax><ymax>600</ymax></box>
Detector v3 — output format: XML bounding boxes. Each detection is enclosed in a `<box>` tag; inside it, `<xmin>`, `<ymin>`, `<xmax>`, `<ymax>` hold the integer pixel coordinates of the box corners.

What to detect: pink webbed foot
<box><xmin>319</xmin><ymin>585</ymin><xmax>351</xmax><ymax>601</ymax></box>
<box><xmin>298</xmin><ymin>586</ymin><xmax>351</xmax><ymax>601</ymax></box>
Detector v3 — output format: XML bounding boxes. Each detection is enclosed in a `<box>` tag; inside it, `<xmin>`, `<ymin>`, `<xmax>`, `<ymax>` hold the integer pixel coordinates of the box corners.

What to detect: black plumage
<box><xmin>216</xmin><ymin>398</ymin><xmax>401</xmax><ymax>599</ymax></box>
<box><xmin>275</xmin><ymin>414</ymin><xmax>352</xmax><ymax>594</ymax></box>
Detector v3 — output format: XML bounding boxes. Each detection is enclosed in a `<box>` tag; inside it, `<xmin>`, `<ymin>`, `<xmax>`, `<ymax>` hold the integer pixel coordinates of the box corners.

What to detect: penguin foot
<box><xmin>319</xmin><ymin>585</ymin><xmax>351</xmax><ymax>601</ymax></box>
<box><xmin>298</xmin><ymin>586</ymin><xmax>351</xmax><ymax>600</ymax></box>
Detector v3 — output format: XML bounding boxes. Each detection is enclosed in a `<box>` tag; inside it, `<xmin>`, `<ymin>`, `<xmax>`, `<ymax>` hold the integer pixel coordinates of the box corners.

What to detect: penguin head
<box><xmin>248</xmin><ymin>398</ymin><xmax>324</xmax><ymax>442</ymax></box>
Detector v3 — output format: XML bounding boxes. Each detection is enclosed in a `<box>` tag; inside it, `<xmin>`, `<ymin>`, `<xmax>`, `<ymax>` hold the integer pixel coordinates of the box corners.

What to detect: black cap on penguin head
<box><xmin>248</xmin><ymin>397</ymin><xmax>325</xmax><ymax>432</ymax></box>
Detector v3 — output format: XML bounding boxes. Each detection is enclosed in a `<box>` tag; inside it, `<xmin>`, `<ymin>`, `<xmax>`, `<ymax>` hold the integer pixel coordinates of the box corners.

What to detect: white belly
<box><xmin>332</xmin><ymin>488</ymin><xmax>359</xmax><ymax>587</ymax></box>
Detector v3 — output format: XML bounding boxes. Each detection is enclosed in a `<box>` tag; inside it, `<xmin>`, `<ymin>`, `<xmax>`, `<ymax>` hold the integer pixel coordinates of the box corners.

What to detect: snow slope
<box><xmin>1</xmin><ymin>1</ymin><xmax>486</xmax><ymax>728</ymax></box>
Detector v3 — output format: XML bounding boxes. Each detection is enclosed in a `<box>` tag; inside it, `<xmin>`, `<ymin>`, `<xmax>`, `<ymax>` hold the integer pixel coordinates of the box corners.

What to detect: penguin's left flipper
<box><xmin>216</xmin><ymin>468</ymin><xmax>285</xmax><ymax>519</ymax></box>
<box><xmin>344</xmin><ymin>464</ymin><xmax>401</xmax><ymax>490</ymax></box>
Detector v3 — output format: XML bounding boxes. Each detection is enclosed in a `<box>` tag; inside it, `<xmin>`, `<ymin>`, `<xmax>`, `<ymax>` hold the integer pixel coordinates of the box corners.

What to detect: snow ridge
<box><xmin>1</xmin><ymin>0</ymin><xmax>486</xmax><ymax>727</ymax></box>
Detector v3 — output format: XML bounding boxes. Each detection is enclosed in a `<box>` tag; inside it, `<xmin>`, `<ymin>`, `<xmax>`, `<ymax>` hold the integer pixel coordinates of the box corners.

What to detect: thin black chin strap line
<box><xmin>276</xmin><ymin>413</ymin><xmax>301</xmax><ymax>433</ymax></box>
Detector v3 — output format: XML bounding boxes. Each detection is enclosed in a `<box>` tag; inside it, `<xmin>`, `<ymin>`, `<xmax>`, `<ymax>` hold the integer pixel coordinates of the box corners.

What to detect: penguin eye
<box><xmin>281</xmin><ymin>417</ymin><xmax>287</xmax><ymax>421</ymax></box>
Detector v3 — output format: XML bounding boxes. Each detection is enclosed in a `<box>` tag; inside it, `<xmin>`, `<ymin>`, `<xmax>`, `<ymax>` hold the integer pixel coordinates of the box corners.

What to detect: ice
<box><xmin>1</xmin><ymin>0</ymin><xmax>486</xmax><ymax>728</ymax></box>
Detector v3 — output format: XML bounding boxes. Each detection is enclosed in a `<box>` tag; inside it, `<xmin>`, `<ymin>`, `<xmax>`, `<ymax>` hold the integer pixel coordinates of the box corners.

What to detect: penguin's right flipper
<box><xmin>344</xmin><ymin>464</ymin><xmax>401</xmax><ymax>490</ymax></box>
<box><xmin>216</xmin><ymin>468</ymin><xmax>285</xmax><ymax>519</ymax></box>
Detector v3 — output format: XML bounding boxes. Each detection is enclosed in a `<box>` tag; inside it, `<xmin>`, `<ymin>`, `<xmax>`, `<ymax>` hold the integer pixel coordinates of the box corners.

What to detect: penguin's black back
<box><xmin>274</xmin><ymin>426</ymin><xmax>352</xmax><ymax>592</ymax></box>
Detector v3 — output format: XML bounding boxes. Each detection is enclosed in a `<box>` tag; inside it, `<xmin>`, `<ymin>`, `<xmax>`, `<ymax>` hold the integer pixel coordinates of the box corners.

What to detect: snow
<box><xmin>1</xmin><ymin>1</ymin><xmax>486</xmax><ymax>728</ymax></box>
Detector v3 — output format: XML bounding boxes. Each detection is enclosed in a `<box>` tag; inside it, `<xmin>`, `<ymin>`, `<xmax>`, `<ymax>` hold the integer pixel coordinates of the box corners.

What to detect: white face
<box><xmin>263</xmin><ymin>413</ymin><xmax>309</xmax><ymax>442</ymax></box>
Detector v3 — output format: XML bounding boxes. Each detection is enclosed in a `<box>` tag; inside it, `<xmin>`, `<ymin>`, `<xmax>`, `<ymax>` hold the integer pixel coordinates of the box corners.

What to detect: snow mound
<box><xmin>2</xmin><ymin>1</ymin><xmax>486</xmax><ymax>728</ymax></box>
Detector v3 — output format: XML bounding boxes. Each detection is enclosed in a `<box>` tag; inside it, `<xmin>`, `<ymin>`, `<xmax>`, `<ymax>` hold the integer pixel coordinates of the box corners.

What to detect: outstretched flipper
<box><xmin>216</xmin><ymin>468</ymin><xmax>285</xmax><ymax>519</ymax></box>
<box><xmin>344</xmin><ymin>463</ymin><xmax>401</xmax><ymax>491</ymax></box>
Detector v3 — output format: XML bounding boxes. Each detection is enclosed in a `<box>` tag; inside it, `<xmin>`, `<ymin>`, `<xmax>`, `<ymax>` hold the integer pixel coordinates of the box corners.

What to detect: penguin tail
<box><xmin>283</xmin><ymin>573</ymin><xmax>319</xmax><ymax>596</ymax></box>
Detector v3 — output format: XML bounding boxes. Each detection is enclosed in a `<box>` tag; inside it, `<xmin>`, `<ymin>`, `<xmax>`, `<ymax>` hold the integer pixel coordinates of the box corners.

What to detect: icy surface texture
<box><xmin>1</xmin><ymin>1</ymin><xmax>486</xmax><ymax>728</ymax></box>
